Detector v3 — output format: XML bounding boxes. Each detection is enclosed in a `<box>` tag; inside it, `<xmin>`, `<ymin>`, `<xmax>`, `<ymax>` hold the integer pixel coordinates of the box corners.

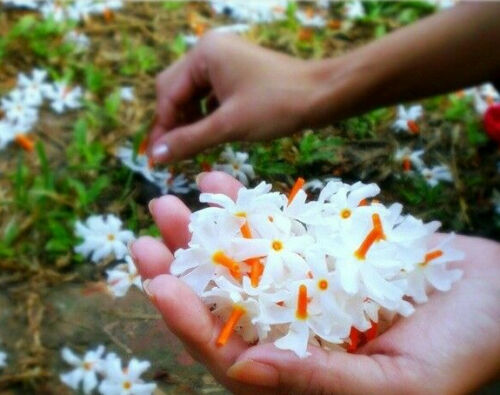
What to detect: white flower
<box><xmin>214</xmin><ymin>146</ymin><xmax>255</xmax><ymax>186</ymax></box>
<box><xmin>392</xmin><ymin>105</ymin><xmax>423</xmax><ymax>134</ymax></box>
<box><xmin>60</xmin><ymin>345</ymin><xmax>106</xmax><ymax>394</ymax></box>
<box><xmin>345</xmin><ymin>0</ymin><xmax>365</xmax><ymax>19</ymax></box>
<box><xmin>0</xmin><ymin>120</ymin><xmax>16</xmax><ymax>150</ymax></box>
<box><xmin>89</xmin><ymin>0</ymin><xmax>124</xmax><ymax>15</ymax></box>
<box><xmin>420</xmin><ymin>165</ymin><xmax>453</xmax><ymax>187</ymax></box>
<box><xmin>116</xmin><ymin>144</ymin><xmax>158</xmax><ymax>183</ymax></box>
<box><xmin>2</xmin><ymin>0</ymin><xmax>39</xmax><ymax>9</ymax></box>
<box><xmin>67</xmin><ymin>0</ymin><xmax>95</xmax><ymax>21</ymax></box>
<box><xmin>211</xmin><ymin>0</ymin><xmax>287</xmax><ymax>24</ymax></box>
<box><xmin>17</xmin><ymin>69</ymin><xmax>51</xmax><ymax>107</ymax></box>
<box><xmin>154</xmin><ymin>171</ymin><xmax>192</xmax><ymax>195</ymax></box>
<box><xmin>0</xmin><ymin>350</ymin><xmax>7</xmax><ymax>368</ymax></box>
<box><xmin>64</xmin><ymin>30</ymin><xmax>91</xmax><ymax>52</ymax></box>
<box><xmin>120</xmin><ymin>86</ymin><xmax>134</xmax><ymax>102</ymax></box>
<box><xmin>480</xmin><ymin>83</ymin><xmax>499</xmax><ymax>103</ymax></box>
<box><xmin>99</xmin><ymin>357</ymin><xmax>156</xmax><ymax>395</ymax></box>
<box><xmin>74</xmin><ymin>214</ymin><xmax>135</xmax><ymax>263</ymax></box>
<box><xmin>0</xmin><ymin>119</ymin><xmax>34</xmax><ymax>151</ymax></box>
<box><xmin>304</xmin><ymin>177</ymin><xmax>339</xmax><ymax>192</ymax></box>
<box><xmin>106</xmin><ymin>256</ymin><xmax>142</xmax><ymax>298</ymax></box>
<box><xmin>40</xmin><ymin>0</ymin><xmax>68</xmax><ymax>22</ymax></box>
<box><xmin>44</xmin><ymin>82</ymin><xmax>83</xmax><ymax>114</ymax></box>
<box><xmin>295</xmin><ymin>9</ymin><xmax>326</xmax><ymax>28</ymax></box>
<box><xmin>394</xmin><ymin>147</ymin><xmax>425</xmax><ymax>172</ymax></box>
<box><xmin>1</xmin><ymin>89</ymin><xmax>38</xmax><ymax>128</ymax></box>
<box><xmin>404</xmin><ymin>234</ymin><xmax>464</xmax><ymax>303</ymax></box>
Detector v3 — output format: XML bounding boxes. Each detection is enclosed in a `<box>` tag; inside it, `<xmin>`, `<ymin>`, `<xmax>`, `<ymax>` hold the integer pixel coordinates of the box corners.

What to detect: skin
<box><xmin>139</xmin><ymin>2</ymin><xmax>500</xmax><ymax>392</ymax></box>
<box><xmin>149</xmin><ymin>2</ymin><xmax>500</xmax><ymax>162</ymax></box>
<box><xmin>131</xmin><ymin>171</ymin><xmax>500</xmax><ymax>395</ymax></box>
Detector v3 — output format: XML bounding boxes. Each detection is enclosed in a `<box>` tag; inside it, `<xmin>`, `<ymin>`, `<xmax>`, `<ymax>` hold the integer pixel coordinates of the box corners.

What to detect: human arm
<box><xmin>149</xmin><ymin>2</ymin><xmax>500</xmax><ymax>163</ymax></box>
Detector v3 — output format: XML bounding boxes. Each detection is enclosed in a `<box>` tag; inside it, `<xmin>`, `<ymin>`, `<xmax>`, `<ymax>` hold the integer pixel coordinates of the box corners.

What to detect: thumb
<box><xmin>150</xmin><ymin>105</ymin><xmax>233</xmax><ymax>163</ymax></box>
<box><xmin>226</xmin><ymin>343</ymin><xmax>408</xmax><ymax>394</ymax></box>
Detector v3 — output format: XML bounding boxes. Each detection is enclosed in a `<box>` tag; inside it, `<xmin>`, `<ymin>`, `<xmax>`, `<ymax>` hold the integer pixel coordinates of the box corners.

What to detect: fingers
<box><xmin>145</xmin><ymin>274</ymin><xmax>262</xmax><ymax>392</ymax></box>
<box><xmin>149</xmin><ymin>195</ymin><xmax>192</xmax><ymax>252</ymax></box>
<box><xmin>150</xmin><ymin>106</ymin><xmax>234</xmax><ymax>163</ymax></box>
<box><xmin>130</xmin><ymin>236</ymin><xmax>173</xmax><ymax>279</ymax></box>
<box><xmin>227</xmin><ymin>343</ymin><xmax>406</xmax><ymax>394</ymax></box>
<box><xmin>197</xmin><ymin>171</ymin><xmax>243</xmax><ymax>200</ymax></box>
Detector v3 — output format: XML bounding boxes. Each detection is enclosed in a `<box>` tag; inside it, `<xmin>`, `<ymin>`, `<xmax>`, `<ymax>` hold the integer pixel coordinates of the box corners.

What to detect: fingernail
<box><xmin>148</xmin><ymin>198</ymin><xmax>157</xmax><ymax>215</ymax></box>
<box><xmin>226</xmin><ymin>360</ymin><xmax>279</xmax><ymax>388</ymax></box>
<box><xmin>142</xmin><ymin>279</ymin><xmax>154</xmax><ymax>299</ymax></box>
<box><xmin>195</xmin><ymin>172</ymin><xmax>208</xmax><ymax>187</ymax></box>
<box><xmin>152</xmin><ymin>143</ymin><xmax>169</xmax><ymax>162</ymax></box>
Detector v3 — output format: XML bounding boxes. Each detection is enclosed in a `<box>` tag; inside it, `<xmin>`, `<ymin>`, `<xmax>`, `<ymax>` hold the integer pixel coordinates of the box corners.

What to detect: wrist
<box><xmin>303</xmin><ymin>51</ymin><xmax>386</xmax><ymax>127</ymax></box>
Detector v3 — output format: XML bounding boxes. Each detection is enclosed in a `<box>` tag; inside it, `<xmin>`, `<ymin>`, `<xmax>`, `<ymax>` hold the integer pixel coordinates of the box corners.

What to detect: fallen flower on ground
<box><xmin>214</xmin><ymin>146</ymin><xmax>255</xmax><ymax>186</ymax></box>
<box><xmin>106</xmin><ymin>255</ymin><xmax>143</xmax><ymax>298</ymax></box>
<box><xmin>45</xmin><ymin>82</ymin><xmax>83</xmax><ymax>114</ymax></box>
<box><xmin>74</xmin><ymin>214</ymin><xmax>135</xmax><ymax>263</ymax></box>
<box><xmin>420</xmin><ymin>165</ymin><xmax>453</xmax><ymax>187</ymax></box>
<box><xmin>60</xmin><ymin>345</ymin><xmax>106</xmax><ymax>394</ymax></box>
<box><xmin>392</xmin><ymin>104</ymin><xmax>423</xmax><ymax>134</ymax></box>
<box><xmin>98</xmin><ymin>357</ymin><xmax>156</xmax><ymax>395</ymax></box>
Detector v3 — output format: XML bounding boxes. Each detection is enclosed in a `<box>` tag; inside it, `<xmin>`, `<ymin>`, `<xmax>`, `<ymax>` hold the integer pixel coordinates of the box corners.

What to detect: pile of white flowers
<box><xmin>60</xmin><ymin>345</ymin><xmax>156</xmax><ymax>394</ymax></box>
<box><xmin>171</xmin><ymin>178</ymin><xmax>464</xmax><ymax>358</ymax></box>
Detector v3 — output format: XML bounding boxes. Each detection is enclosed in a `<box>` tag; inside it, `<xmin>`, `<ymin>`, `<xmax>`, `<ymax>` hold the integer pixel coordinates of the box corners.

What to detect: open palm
<box><xmin>131</xmin><ymin>172</ymin><xmax>500</xmax><ymax>394</ymax></box>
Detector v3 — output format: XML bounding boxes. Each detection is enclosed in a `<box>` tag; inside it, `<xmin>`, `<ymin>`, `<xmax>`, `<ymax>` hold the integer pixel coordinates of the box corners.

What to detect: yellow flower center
<box><xmin>107</xmin><ymin>234</ymin><xmax>115</xmax><ymax>241</ymax></box>
<box><xmin>318</xmin><ymin>279</ymin><xmax>328</xmax><ymax>290</ymax></box>
<box><xmin>272</xmin><ymin>240</ymin><xmax>283</xmax><ymax>251</ymax></box>
<box><xmin>123</xmin><ymin>381</ymin><xmax>132</xmax><ymax>390</ymax></box>
<box><xmin>340</xmin><ymin>209</ymin><xmax>351</xmax><ymax>219</ymax></box>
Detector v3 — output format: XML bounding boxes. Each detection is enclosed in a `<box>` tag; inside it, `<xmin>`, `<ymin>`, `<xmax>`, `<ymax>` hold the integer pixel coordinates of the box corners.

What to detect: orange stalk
<box><xmin>295</xmin><ymin>284</ymin><xmax>308</xmax><ymax>320</ymax></box>
<box><xmin>212</xmin><ymin>251</ymin><xmax>241</xmax><ymax>280</ymax></box>
<box><xmin>138</xmin><ymin>138</ymin><xmax>149</xmax><ymax>155</ymax></box>
<box><xmin>358</xmin><ymin>199</ymin><xmax>368</xmax><ymax>207</ymax></box>
<box><xmin>407</xmin><ymin>120</ymin><xmax>420</xmax><ymax>134</ymax></box>
<box><xmin>248</xmin><ymin>258</ymin><xmax>264</xmax><ymax>288</ymax></box>
<box><xmin>371</xmin><ymin>213</ymin><xmax>386</xmax><ymax>240</ymax></box>
<box><xmin>424</xmin><ymin>249</ymin><xmax>443</xmax><ymax>264</ymax></box>
<box><xmin>354</xmin><ymin>228</ymin><xmax>381</xmax><ymax>260</ymax></box>
<box><xmin>216</xmin><ymin>306</ymin><xmax>245</xmax><ymax>347</ymax></box>
<box><xmin>240</xmin><ymin>221</ymin><xmax>252</xmax><ymax>239</ymax></box>
<box><xmin>288</xmin><ymin>177</ymin><xmax>305</xmax><ymax>205</ymax></box>
<box><xmin>347</xmin><ymin>327</ymin><xmax>362</xmax><ymax>353</ymax></box>
<box><xmin>402</xmin><ymin>158</ymin><xmax>411</xmax><ymax>172</ymax></box>
<box><xmin>15</xmin><ymin>134</ymin><xmax>34</xmax><ymax>152</ymax></box>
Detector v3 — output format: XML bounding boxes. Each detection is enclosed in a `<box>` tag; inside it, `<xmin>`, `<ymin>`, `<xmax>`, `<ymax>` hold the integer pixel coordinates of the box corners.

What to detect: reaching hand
<box><xmin>131</xmin><ymin>171</ymin><xmax>500</xmax><ymax>394</ymax></box>
<box><xmin>149</xmin><ymin>33</ymin><xmax>324</xmax><ymax>163</ymax></box>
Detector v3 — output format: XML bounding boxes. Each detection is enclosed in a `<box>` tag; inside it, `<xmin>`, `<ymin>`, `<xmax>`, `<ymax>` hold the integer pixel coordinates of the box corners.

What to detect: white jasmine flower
<box><xmin>420</xmin><ymin>165</ymin><xmax>453</xmax><ymax>187</ymax></box>
<box><xmin>45</xmin><ymin>82</ymin><xmax>83</xmax><ymax>113</ymax></box>
<box><xmin>116</xmin><ymin>144</ymin><xmax>158</xmax><ymax>183</ymax></box>
<box><xmin>0</xmin><ymin>120</ymin><xmax>16</xmax><ymax>150</ymax></box>
<box><xmin>211</xmin><ymin>0</ymin><xmax>287</xmax><ymax>24</ymax></box>
<box><xmin>295</xmin><ymin>9</ymin><xmax>326</xmax><ymax>28</ymax></box>
<box><xmin>120</xmin><ymin>86</ymin><xmax>134</xmax><ymax>102</ymax></box>
<box><xmin>89</xmin><ymin>0</ymin><xmax>123</xmax><ymax>15</ymax></box>
<box><xmin>345</xmin><ymin>0</ymin><xmax>365</xmax><ymax>19</ymax></box>
<box><xmin>99</xmin><ymin>357</ymin><xmax>156</xmax><ymax>395</ymax></box>
<box><xmin>74</xmin><ymin>214</ymin><xmax>135</xmax><ymax>263</ymax></box>
<box><xmin>394</xmin><ymin>147</ymin><xmax>425</xmax><ymax>172</ymax></box>
<box><xmin>2</xmin><ymin>0</ymin><xmax>39</xmax><ymax>9</ymax></box>
<box><xmin>40</xmin><ymin>0</ymin><xmax>68</xmax><ymax>22</ymax></box>
<box><xmin>67</xmin><ymin>0</ymin><xmax>95</xmax><ymax>21</ymax></box>
<box><xmin>17</xmin><ymin>69</ymin><xmax>51</xmax><ymax>107</ymax></box>
<box><xmin>155</xmin><ymin>171</ymin><xmax>191</xmax><ymax>195</ymax></box>
<box><xmin>0</xmin><ymin>350</ymin><xmax>6</xmax><ymax>368</ymax></box>
<box><xmin>405</xmin><ymin>234</ymin><xmax>464</xmax><ymax>303</ymax></box>
<box><xmin>106</xmin><ymin>255</ymin><xmax>142</xmax><ymax>298</ymax></box>
<box><xmin>60</xmin><ymin>345</ymin><xmax>106</xmax><ymax>394</ymax></box>
<box><xmin>304</xmin><ymin>177</ymin><xmax>339</xmax><ymax>192</ymax></box>
<box><xmin>214</xmin><ymin>146</ymin><xmax>255</xmax><ymax>186</ymax></box>
<box><xmin>1</xmin><ymin>89</ymin><xmax>38</xmax><ymax>128</ymax></box>
<box><xmin>64</xmin><ymin>30</ymin><xmax>91</xmax><ymax>52</ymax></box>
<box><xmin>392</xmin><ymin>105</ymin><xmax>423</xmax><ymax>134</ymax></box>
<box><xmin>480</xmin><ymin>83</ymin><xmax>499</xmax><ymax>103</ymax></box>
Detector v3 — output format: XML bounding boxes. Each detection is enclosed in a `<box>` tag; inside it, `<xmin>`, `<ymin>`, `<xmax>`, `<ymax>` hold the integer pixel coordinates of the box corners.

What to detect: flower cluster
<box><xmin>171</xmin><ymin>179</ymin><xmax>464</xmax><ymax>358</ymax></box>
<box><xmin>0</xmin><ymin>68</ymin><xmax>82</xmax><ymax>151</ymax></box>
<box><xmin>60</xmin><ymin>345</ymin><xmax>156</xmax><ymax>394</ymax></box>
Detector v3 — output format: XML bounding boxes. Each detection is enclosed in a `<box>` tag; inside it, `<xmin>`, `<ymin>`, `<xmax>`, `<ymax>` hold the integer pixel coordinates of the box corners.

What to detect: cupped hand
<box><xmin>131</xmin><ymin>171</ymin><xmax>500</xmax><ymax>394</ymax></box>
<box><xmin>149</xmin><ymin>33</ymin><xmax>324</xmax><ymax>163</ymax></box>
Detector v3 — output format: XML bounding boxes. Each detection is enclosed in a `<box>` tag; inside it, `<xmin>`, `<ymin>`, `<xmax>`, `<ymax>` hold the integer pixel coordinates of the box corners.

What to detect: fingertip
<box><xmin>131</xmin><ymin>236</ymin><xmax>173</xmax><ymax>279</ymax></box>
<box><xmin>198</xmin><ymin>171</ymin><xmax>244</xmax><ymax>200</ymax></box>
